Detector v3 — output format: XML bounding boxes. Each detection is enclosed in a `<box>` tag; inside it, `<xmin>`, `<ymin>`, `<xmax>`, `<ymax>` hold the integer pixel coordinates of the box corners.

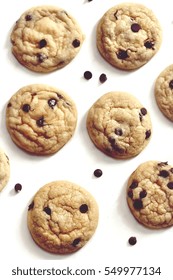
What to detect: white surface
<box><xmin>1</xmin><ymin>0</ymin><xmax>173</xmax><ymax>278</ymax></box>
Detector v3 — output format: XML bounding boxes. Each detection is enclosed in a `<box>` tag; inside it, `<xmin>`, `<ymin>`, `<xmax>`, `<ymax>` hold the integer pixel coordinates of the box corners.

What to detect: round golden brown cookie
<box><xmin>96</xmin><ymin>3</ymin><xmax>162</xmax><ymax>70</ymax></box>
<box><xmin>127</xmin><ymin>161</ymin><xmax>173</xmax><ymax>229</ymax></box>
<box><xmin>6</xmin><ymin>84</ymin><xmax>77</xmax><ymax>155</ymax></box>
<box><xmin>155</xmin><ymin>64</ymin><xmax>173</xmax><ymax>121</ymax></box>
<box><xmin>10</xmin><ymin>6</ymin><xmax>84</xmax><ymax>73</ymax></box>
<box><xmin>27</xmin><ymin>181</ymin><xmax>99</xmax><ymax>254</ymax></box>
<box><xmin>86</xmin><ymin>92</ymin><xmax>152</xmax><ymax>159</ymax></box>
<box><xmin>0</xmin><ymin>147</ymin><xmax>10</xmax><ymax>192</ymax></box>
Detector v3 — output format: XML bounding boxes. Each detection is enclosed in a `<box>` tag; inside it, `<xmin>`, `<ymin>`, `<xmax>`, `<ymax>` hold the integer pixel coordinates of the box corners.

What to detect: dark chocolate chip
<box><xmin>139</xmin><ymin>190</ymin><xmax>147</xmax><ymax>199</ymax></box>
<box><xmin>14</xmin><ymin>183</ymin><xmax>22</xmax><ymax>192</ymax></box>
<box><xmin>28</xmin><ymin>201</ymin><xmax>34</xmax><ymax>211</ymax></box>
<box><xmin>159</xmin><ymin>170</ymin><xmax>169</xmax><ymax>178</ymax></box>
<box><xmin>127</xmin><ymin>189</ymin><xmax>133</xmax><ymax>199</ymax></box>
<box><xmin>167</xmin><ymin>182</ymin><xmax>173</xmax><ymax>189</ymax></box>
<box><xmin>117</xmin><ymin>49</ymin><xmax>128</xmax><ymax>60</ymax></box>
<box><xmin>25</xmin><ymin>14</ymin><xmax>32</xmax><ymax>21</ymax></box>
<box><xmin>94</xmin><ymin>169</ymin><xmax>103</xmax><ymax>178</ymax></box>
<box><xmin>169</xmin><ymin>80</ymin><xmax>173</xmax><ymax>89</ymax></box>
<box><xmin>131</xmin><ymin>23</ymin><xmax>141</xmax><ymax>32</ymax></box>
<box><xmin>145</xmin><ymin>130</ymin><xmax>151</xmax><ymax>139</ymax></box>
<box><xmin>39</xmin><ymin>39</ymin><xmax>47</xmax><ymax>49</ymax></box>
<box><xmin>36</xmin><ymin>117</ymin><xmax>44</xmax><ymax>127</ymax></box>
<box><xmin>99</xmin><ymin>73</ymin><xmax>107</xmax><ymax>83</ymax></box>
<box><xmin>115</xmin><ymin>128</ymin><xmax>123</xmax><ymax>136</ymax></box>
<box><xmin>72</xmin><ymin>238</ymin><xmax>81</xmax><ymax>247</ymax></box>
<box><xmin>79</xmin><ymin>204</ymin><xmax>88</xmax><ymax>213</ymax></box>
<box><xmin>7</xmin><ymin>103</ymin><xmax>12</xmax><ymax>107</ymax></box>
<box><xmin>144</xmin><ymin>41</ymin><xmax>154</xmax><ymax>49</ymax></box>
<box><xmin>133</xmin><ymin>199</ymin><xmax>143</xmax><ymax>210</ymax></box>
<box><xmin>48</xmin><ymin>98</ymin><xmax>57</xmax><ymax>108</ymax></box>
<box><xmin>84</xmin><ymin>71</ymin><xmax>92</xmax><ymax>80</ymax></box>
<box><xmin>129</xmin><ymin>180</ymin><xmax>138</xmax><ymax>189</ymax></box>
<box><xmin>128</xmin><ymin>236</ymin><xmax>137</xmax><ymax>245</ymax></box>
<box><xmin>22</xmin><ymin>104</ymin><xmax>30</xmax><ymax>112</ymax></box>
<box><xmin>37</xmin><ymin>53</ymin><xmax>48</xmax><ymax>63</ymax></box>
<box><xmin>140</xmin><ymin>108</ymin><xmax>147</xmax><ymax>116</ymax></box>
<box><xmin>72</xmin><ymin>39</ymin><xmax>80</xmax><ymax>48</ymax></box>
<box><xmin>43</xmin><ymin>206</ymin><xmax>51</xmax><ymax>215</ymax></box>
<box><xmin>108</xmin><ymin>137</ymin><xmax>125</xmax><ymax>154</ymax></box>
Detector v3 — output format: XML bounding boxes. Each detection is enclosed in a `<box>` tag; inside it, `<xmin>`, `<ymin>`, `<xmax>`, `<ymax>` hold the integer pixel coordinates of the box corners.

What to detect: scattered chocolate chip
<box><xmin>36</xmin><ymin>117</ymin><xmax>44</xmax><ymax>127</ymax></box>
<box><xmin>7</xmin><ymin>102</ymin><xmax>12</xmax><ymax>107</ymax></box>
<box><xmin>145</xmin><ymin>130</ymin><xmax>151</xmax><ymax>139</ymax></box>
<box><xmin>169</xmin><ymin>80</ymin><xmax>173</xmax><ymax>89</ymax></box>
<box><xmin>25</xmin><ymin>14</ymin><xmax>32</xmax><ymax>21</ymax></box>
<box><xmin>84</xmin><ymin>71</ymin><xmax>92</xmax><ymax>80</ymax></box>
<box><xmin>39</xmin><ymin>39</ymin><xmax>47</xmax><ymax>49</ymax></box>
<box><xmin>139</xmin><ymin>190</ymin><xmax>147</xmax><ymax>199</ymax></box>
<box><xmin>79</xmin><ymin>204</ymin><xmax>88</xmax><ymax>213</ymax></box>
<box><xmin>131</xmin><ymin>23</ymin><xmax>141</xmax><ymax>32</ymax></box>
<box><xmin>167</xmin><ymin>182</ymin><xmax>173</xmax><ymax>189</ymax></box>
<box><xmin>158</xmin><ymin>162</ymin><xmax>168</xmax><ymax>167</ymax></box>
<box><xmin>128</xmin><ymin>236</ymin><xmax>137</xmax><ymax>245</ymax></box>
<box><xmin>127</xmin><ymin>189</ymin><xmax>133</xmax><ymax>199</ymax></box>
<box><xmin>133</xmin><ymin>199</ymin><xmax>143</xmax><ymax>210</ymax></box>
<box><xmin>43</xmin><ymin>206</ymin><xmax>51</xmax><ymax>215</ymax></box>
<box><xmin>140</xmin><ymin>108</ymin><xmax>147</xmax><ymax>116</ymax></box>
<box><xmin>72</xmin><ymin>39</ymin><xmax>80</xmax><ymax>48</ymax></box>
<box><xmin>28</xmin><ymin>201</ymin><xmax>34</xmax><ymax>211</ymax></box>
<box><xmin>129</xmin><ymin>180</ymin><xmax>138</xmax><ymax>189</ymax></box>
<box><xmin>37</xmin><ymin>53</ymin><xmax>48</xmax><ymax>63</ymax></box>
<box><xmin>144</xmin><ymin>41</ymin><xmax>154</xmax><ymax>49</ymax></box>
<box><xmin>94</xmin><ymin>169</ymin><xmax>103</xmax><ymax>178</ymax></box>
<box><xmin>115</xmin><ymin>128</ymin><xmax>123</xmax><ymax>136</ymax></box>
<box><xmin>48</xmin><ymin>98</ymin><xmax>57</xmax><ymax>108</ymax></box>
<box><xmin>99</xmin><ymin>73</ymin><xmax>107</xmax><ymax>83</ymax></box>
<box><xmin>22</xmin><ymin>104</ymin><xmax>30</xmax><ymax>112</ymax></box>
<box><xmin>117</xmin><ymin>49</ymin><xmax>128</xmax><ymax>60</ymax></box>
<box><xmin>14</xmin><ymin>183</ymin><xmax>22</xmax><ymax>192</ymax></box>
<box><xmin>159</xmin><ymin>170</ymin><xmax>169</xmax><ymax>178</ymax></box>
<box><xmin>72</xmin><ymin>238</ymin><xmax>81</xmax><ymax>247</ymax></box>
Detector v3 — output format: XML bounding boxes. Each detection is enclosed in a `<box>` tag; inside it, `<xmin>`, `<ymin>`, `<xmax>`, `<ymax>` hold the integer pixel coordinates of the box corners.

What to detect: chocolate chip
<box><xmin>28</xmin><ymin>201</ymin><xmax>34</xmax><ymax>211</ymax></box>
<box><xmin>22</xmin><ymin>104</ymin><xmax>30</xmax><ymax>112</ymax></box>
<box><xmin>7</xmin><ymin>103</ymin><xmax>12</xmax><ymax>107</ymax></box>
<box><xmin>129</xmin><ymin>180</ymin><xmax>138</xmax><ymax>189</ymax></box>
<box><xmin>115</xmin><ymin>128</ymin><xmax>123</xmax><ymax>136</ymax></box>
<box><xmin>72</xmin><ymin>39</ymin><xmax>80</xmax><ymax>48</ymax></box>
<box><xmin>159</xmin><ymin>170</ymin><xmax>169</xmax><ymax>178</ymax></box>
<box><xmin>133</xmin><ymin>199</ymin><xmax>143</xmax><ymax>210</ymax></box>
<box><xmin>36</xmin><ymin>117</ymin><xmax>44</xmax><ymax>127</ymax></box>
<box><xmin>99</xmin><ymin>73</ymin><xmax>107</xmax><ymax>83</ymax></box>
<box><xmin>39</xmin><ymin>39</ymin><xmax>47</xmax><ymax>49</ymax></box>
<box><xmin>72</xmin><ymin>238</ymin><xmax>81</xmax><ymax>247</ymax></box>
<box><xmin>94</xmin><ymin>169</ymin><xmax>103</xmax><ymax>178</ymax></box>
<box><xmin>131</xmin><ymin>23</ymin><xmax>141</xmax><ymax>32</ymax></box>
<box><xmin>167</xmin><ymin>182</ymin><xmax>173</xmax><ymax>189</ymax></box>
<box><xmin>25</xmin><ymin>14</ymin><xmax>32</xmax><ymax>21</ymax></box>
<box><xmin>48</xmin><ymin>98</ymin><xmax>57</xmax><ymax>108</ymax></box>
<box><xmin>117</xmin><ymin>49</ymin><xmax>128</xmax><ymax>60</ymax></box>
<box><xmin>43</xmin><ymin>207</ymin><xmax>51</xmax><ymax>215</ymax></box>
<box><xmin>84</xmin><ymin>71</ymin><xmax>92</xmax><ymax>80</ymax></box>
<box><xmin>128</xmin><ymin>236</ymin><xmax>137</xmax><ymax>245</ymax></box>
<box><xmin>144</xmin><ymin>41</ymin><xmax>154</xmax><ymax>49</ymax></box>
<box><xmin>37</xmin><ymin>53</ymin><xmax>48</xmax><ymax>63</ymax></box>
<box><xmin>108</xmin><ymin>137</ymin><xmax>125</xmax><ymax>154</ymax></box>
<box><xmin>158</xmin><ymin>162</ymin><xmax>168</xmax><ymax>167</ymax></box>
<box><xmin>169</xmin><ymin>80</ymin><xmax>173</xmax><ymax>89</ymax></box>
<box><xmin>127</xmin><ymin>190</ymin><xmax>133</xmax><ymax>199</ymax></box>
<box><xmin>145</xmin><ymin>130</ymin><xmax>151</xmax><ymax>139</ymax></box>
<box><xmin>14</xmin><ymin>183</ymin><xmax>22</xmax><ymax>192</ymax></box>
<box><xmin>139</xmin><ymin>190</ymin><xmax>147</xmax><ymax>199</ymax></box>
<box><xmin>140</xmin><ymin>108</ymin><xmax>147</xmax><ymax>116</ymax></box>
<box><xmin>79</xmin><ymin>204</ymin><xmax>88</xmax><ymax>213</ymax></box>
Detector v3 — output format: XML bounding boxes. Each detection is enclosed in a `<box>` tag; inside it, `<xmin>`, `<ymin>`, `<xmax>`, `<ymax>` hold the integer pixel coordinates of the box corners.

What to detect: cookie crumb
<box><xmin>99</xmin><ymin>73</ymin><xmax>107</xmax><ymax>83</ymax></box>
<box><xmin>14</xmin><ymin>183</ymin><xmax>22</xmax><ymax>192</ymax></box>
<box><xmin>84</xmin><ymin>71</ymin><xmax>92</xmax><ymax>80</ymax></box>
<box><xmin>94</xmin><ymin>169</ymin><xmax>103</xmax><ymax>178</ymax></box>
<box><xmin>128</xmin><ymin>236</ymin><xmax>137</xmax><ymax>246</ymax></box>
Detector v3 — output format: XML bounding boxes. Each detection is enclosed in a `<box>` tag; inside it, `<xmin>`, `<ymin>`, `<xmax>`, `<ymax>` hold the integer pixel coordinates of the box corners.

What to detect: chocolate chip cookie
<box><xmin>10</xmin><ymin>6</ymin><xmax>84</xmax><ymax>72</ymax></box>
<box><xmin>27</xmin><ymin>181</ymin><xmax>99</xmax><ymax>254</ymax></box>
<box><xmin>97</xmin><ymin>3</ymin><xmax>162</xmax><ymax>70</ymax></box>
<box><xmin>155</xmin><ymin>64</ymin><xmax>173</xmax><ymax>121</ymax></box>
<box><xmin>6</xmin><ymin>84</ymin><xmax>77</xmax><ymax>155</ymax></box>
<box><xmin>0</xmin><ymin>147</ymin><xmax>10</xmax><ymax>192</ymax></box>
<box><xmin>86</xmin><ymin>92</ymin><xmax>152</xmax><ymax>159</ymax></box>
<box><xmin>127</xmin><ymin>161</ymin><xmax>173</xmax><ymax>229</ymax></box>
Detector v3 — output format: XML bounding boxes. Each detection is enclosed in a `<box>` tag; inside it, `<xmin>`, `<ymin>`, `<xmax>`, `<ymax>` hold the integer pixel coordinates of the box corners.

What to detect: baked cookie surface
<box><xmin>10</xmin><ymin>6</ymin><xmax>84</xmax><ymax>72</ymax></box>
<box><xmin>97</xmin><ymin>3</ymin><xmax>162</xmax><ymax>70</ymax></box>
<box><xmin>155</xmin><ymin>64</ymin><xmax>173</xmax><ymax>121</ymax></box>
<box><xmin>27</xmin><ymin>181</ymin><xmax>99</xmax><ymax>254</ymax></box>
<box><xmin>127</xmin><ymin>161</ymin><xmax>173</xmax><ymax>229</ymax></box>
<box><xmin>86</xmin><ymin>92</ymin><xmax>152</xmax><ymax>159</ymax></box>
<box><xmin>0</xmin><ymin>148</ymin><xmax>10</xmax><ymax>192</ymax></box>
<box><xmin>6</xmin><ymin>84</ymin><xmax>77</xmax><ymax>155</ymax></box>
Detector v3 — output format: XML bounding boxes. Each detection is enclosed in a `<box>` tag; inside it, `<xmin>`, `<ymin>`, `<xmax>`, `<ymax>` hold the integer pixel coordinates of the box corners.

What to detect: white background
<box><xmin>1</xmin><ymin>0</ymin><xmax>173</xmax><ymax>279</ymax></box>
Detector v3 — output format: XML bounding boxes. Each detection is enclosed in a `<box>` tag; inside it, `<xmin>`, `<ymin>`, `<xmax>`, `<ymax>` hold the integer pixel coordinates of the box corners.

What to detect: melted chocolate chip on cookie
<box><xmin>36</xmin><ymin>117</ymin><xmax>44</xmax><ymax>127</ymax></box>
<box><xmin>79</xmin><ymin>204</ymin><xmax>88</xmax><ymax>213</ymax></box>
<box><xmin>72</xmin><ymin>238</ymin><xmax>81</xmax><ymax>247</ymax></box>
<box><xmin>22</xmin><ymin>104</ymin><xmax>30</xmax><ymax>112</ymax></box>
<box><xmin>131</xmin><ymin>23</ymin><xmax>141</xmax><ymax>32</ymax></box>
<box><xmin>72</xmin><ymin>39</ymin><xmax>80</xmax><ymax>48</ymax></box>
<box><xmin>115</xmin><ymin>128</ymin><xmax>123</xmax><ymax>136</ymax></box>
<box><xmin>159</xmin><ymin>170</ymin><xmax>169</xmax><ymax>178</ymax></box>
<box><xmin>145</xmin><ymin>130</ymin><xmax>151</xmax><ymax>139</ymax></box>
<box><xmin>117</xmin><ymin>49</ymin><xmax>129</xmax><ymax>60</ymax></box>
<box><xmin>48</xmin><ymin>98</ymin><xmax>57</xmax><ymax>108</ymax></box>
<box><xmin>167</xmin><ymin>182</ymin><xmax>173</xmax><ymax>189</ymax></box>
<box><xmin>7</xmin><ymin>103</ymin><xmax>12</xmax><ymax>107</ymax></box>
<box><xmin>169</xmin><ymin>80</ymin><xmax>173</xmax><ymax>89</ymax></box>
<box><xmin>28</xmin><ymin>201</ymin><xmax>34</xmax><ymax>210</ymax></box>
<box><xmin>43</xmin><ymin>206</ymin><xmax>51</xmax><ymax>215</ymax></box>
<box><xmin>144</xmin><ymin>40</ymin><xmax>155</xmax><ymax>49</ymax></box>
<box><xmin>139</xmin><ymin>190</ymin><xmax>147</xmax><ymax>199</ymax></box>
<box><xmin>133</xmin><ymin>199</ymin><xmax>143</xmax><ymax>210</ymax></box>
<box><xmin>25</xmin><ymin>14</ymin><xmax>32</xmax><ymax>21</ymax></box>
<box><xmin>127</xmin><ymin>189</ymin><xmax>133</xmax><ymax>198</ymax></box>
<box><xmin>108</xmin><ymin>137</ymin><xmax>125</xmax><ymax>154</ymax></box>
<box><xmin>39</xmin><ymin>39</ymin><xmax>47</xmax><ymax>49</ymax></box>
<box><xmin>129</xmin><ymin>180</ymin><xmax>138</xmax><ymax>189</ymax></box>
<box><xmin>37</xmin><ymin>53</ymin><xmax>48</xmax><ymax>63</ymax></box>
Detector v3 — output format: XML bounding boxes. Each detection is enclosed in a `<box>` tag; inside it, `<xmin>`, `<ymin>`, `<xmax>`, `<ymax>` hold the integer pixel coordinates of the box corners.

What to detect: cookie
<box><xmin>0</xmin><ymin>147</ymin><xmax>10</xmax><ymax>192</ymax></box>
<box><xmin>27</xmin><ymin>181</ymin><xmax>99</xmax><ymax>254</ymax></box>
<box><xmin>127</xmin><ymin>161</ymin><xmax>173</xmax><ymax>229</ymax></box>
<box><xmin>86</xmin><ymin>92</ymin><xmax>152</xmax><ymax>159</ymax></box>
<box><xmin>155</xmin><ymin>64</ymin><xmax>173</xmax><ymax>121</ymax></box>
<box><xmin>10</xmin><ymin>6</ymin><xmax>84</xmax><ymax>73</ymax></box>
<box><xmin>96</xmin><ymin>3</ymin><xmax>162</xmax><ymax>70</ymax></box>
<box><xmin>6</xmin><ymin>84</ymin><xmax>77</xmax><ymax>155</ymax></box>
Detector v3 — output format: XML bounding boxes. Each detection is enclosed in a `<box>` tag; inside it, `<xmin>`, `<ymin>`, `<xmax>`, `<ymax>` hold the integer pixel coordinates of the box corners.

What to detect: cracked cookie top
<box><xmin>96</xmin><ymin>3</ymin><xmax>162</xmax><ymax>70</ymax></box>
<box><xmin>27</xmin><ymin>181</ymin><xmax>99</xmax><ymax>254</ymax></box>
<box><xmin>127</xmin><ymin>161</ymin><xmax>173</xmax><ymax>229</ymax></box>
<box><xmin>6</xmin><ymin>84</ymin><xmax>77</xmax><ymax>155</ymax></box>
<box><xmin>10</xmin><ymin>6</ymin><xmax>85</xmax><ymax>73</ymax></box>
<box><xmin>86</xmin><ymin>91</ymin><xmax>152</xmax><ymax>159</ymax></box>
